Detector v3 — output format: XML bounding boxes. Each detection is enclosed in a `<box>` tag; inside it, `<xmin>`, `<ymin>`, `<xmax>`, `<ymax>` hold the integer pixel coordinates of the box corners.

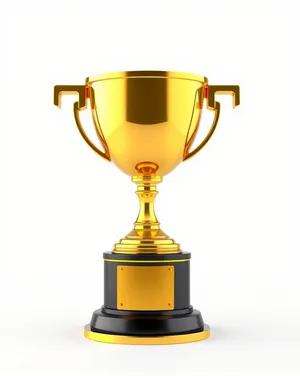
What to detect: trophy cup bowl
<box><xmin>88</xmin><ymin>71</ymin><xmax>208</xmax><ymax>176</ymax></box>
<box><xmin>54</xmin><ymin>71</ymin><xmax>240</xmax><ymax>345</ymax></box>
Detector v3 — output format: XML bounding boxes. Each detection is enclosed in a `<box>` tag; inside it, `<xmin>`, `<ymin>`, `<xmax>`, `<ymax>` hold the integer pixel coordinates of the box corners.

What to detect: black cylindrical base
<box><xmin>103</xmin><ymin>251</ymin><xmax>191</xmax><ymax>311</ymax></box>
<box><xmin>86</xmin><ymin>251</ymin><xmax>209</xmax><ymax>343</ymax></box>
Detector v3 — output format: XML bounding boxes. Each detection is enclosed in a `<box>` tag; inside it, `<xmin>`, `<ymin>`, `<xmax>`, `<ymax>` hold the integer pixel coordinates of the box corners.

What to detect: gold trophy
<box><xmin>54</xmin><ymin>71</ymin><xmax>239</xmax><ymax>345</ymax></box>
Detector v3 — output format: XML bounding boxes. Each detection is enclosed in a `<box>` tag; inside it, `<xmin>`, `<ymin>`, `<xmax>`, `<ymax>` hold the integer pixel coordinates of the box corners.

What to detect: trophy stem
<box><xmin>133</xmin><ymin>175</ymin><xmax>161</xmax><ymax>234</ymax></box>
<box><xmin>113</xmin><ymin>174</ymin><xmax>180</xmax><ymax>254</ymax></box>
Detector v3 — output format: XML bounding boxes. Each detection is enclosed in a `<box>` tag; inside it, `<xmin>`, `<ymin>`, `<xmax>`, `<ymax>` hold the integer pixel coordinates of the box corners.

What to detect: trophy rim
<box><xmin>86</xmin><ymin>70</ymin><xmax>208</xmax><ymax>85</ymax></box>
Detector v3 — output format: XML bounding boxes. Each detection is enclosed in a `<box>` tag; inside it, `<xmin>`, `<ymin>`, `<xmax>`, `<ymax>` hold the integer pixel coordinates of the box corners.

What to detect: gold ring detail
<box><xmin>84</xmin><ymin>324</ymin><xmax>210</xmax><ymax>345</ymax></box>
<box><xmin>104</xmin><ymin>258</ymin><xmax>190</xmax><ymax>263</ymax></box>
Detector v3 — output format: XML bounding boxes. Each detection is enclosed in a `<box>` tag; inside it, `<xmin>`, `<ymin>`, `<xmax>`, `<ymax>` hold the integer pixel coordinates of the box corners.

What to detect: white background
<box><xmin>2</xmin><ymin>1</ymin><xmax>298</xmax><ymax>375</ymax></box>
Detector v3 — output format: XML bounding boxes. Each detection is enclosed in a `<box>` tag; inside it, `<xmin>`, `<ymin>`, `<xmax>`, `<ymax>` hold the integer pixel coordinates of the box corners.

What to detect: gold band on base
<box><xmin>84</xmin><ymin>324</ymin><xmax>210</xmax><ymax>345</ymax></box>
<box><xmin>104</xmin><ymin>258</ymin><xmax>190</xmax><ymax>263</ymax></box>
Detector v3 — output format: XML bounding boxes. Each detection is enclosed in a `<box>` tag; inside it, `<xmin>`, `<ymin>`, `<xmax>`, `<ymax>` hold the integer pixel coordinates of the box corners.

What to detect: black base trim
<box><xmin>90</xmin><ymin>307</ymin><xmax>204</xmax><ymax>336</ymax></box>
<box><xmin>101</xmin><ymin>305</ymin><xmax>193</xmax><ymax>317</ymax></box>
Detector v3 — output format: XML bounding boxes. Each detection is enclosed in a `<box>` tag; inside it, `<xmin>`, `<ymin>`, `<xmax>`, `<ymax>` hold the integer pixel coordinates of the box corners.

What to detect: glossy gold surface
<box><xmin>54</xmin><ymin>71</ymin><xmax>240</xmax><ymax>254</ymax></box>
<box><xmin>84</xmin><ymin>324</ymin><xmax>210</xmax><ymax>344</ymax></box>
<box><xmin>85</xmin><ymin>70</ymin><xmax>208</xmax><ymax>86</ymax></box>
<box><xmin>117</xmin><ymin>265</ymin><xmax>174</xmax><ymax>310</ymax></box>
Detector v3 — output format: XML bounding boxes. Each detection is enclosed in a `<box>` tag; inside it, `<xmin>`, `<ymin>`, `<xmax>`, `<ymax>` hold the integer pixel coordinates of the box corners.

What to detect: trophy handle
<box><xmin>183</xmin><ymin>85</ymin><xmax>240</xmax><ymax>161</ymax></box>
<box><xmin>54</xmin><ymin>85</ymin><xmax>110</xmax><ymax>162</ymax></box>
<box><xmin>207</xmin><ymin>85</ymin><xmax>240</xmax><ymax>110</ymax></box>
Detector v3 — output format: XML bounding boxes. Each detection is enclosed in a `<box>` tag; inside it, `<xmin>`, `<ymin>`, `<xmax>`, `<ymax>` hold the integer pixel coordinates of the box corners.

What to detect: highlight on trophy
<box><xmin>54</xmin><ymin>71</ymin><xmax>240</xmax><ymax>345</ymax></box>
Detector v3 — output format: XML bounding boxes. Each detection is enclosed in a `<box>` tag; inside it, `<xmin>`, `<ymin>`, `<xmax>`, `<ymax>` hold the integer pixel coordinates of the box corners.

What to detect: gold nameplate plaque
<box><xmin>117</xmin><ymin>265</ymin><xmax>174</xmax><ymax>311</ymax></box>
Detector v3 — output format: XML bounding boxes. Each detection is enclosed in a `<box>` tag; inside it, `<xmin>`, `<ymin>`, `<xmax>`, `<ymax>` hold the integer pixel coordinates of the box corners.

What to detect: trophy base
<box><xmin>84</xmin><ymin>306</ymin><xmax>210</xmax><ymax>345</ymax></box>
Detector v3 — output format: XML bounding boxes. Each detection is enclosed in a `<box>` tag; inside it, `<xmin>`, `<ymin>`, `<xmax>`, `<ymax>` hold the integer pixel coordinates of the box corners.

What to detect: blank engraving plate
<box><xmin>117</xmin><ymin>265</ymin><xmax>174</xmax><ymax>310</ymax></box>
